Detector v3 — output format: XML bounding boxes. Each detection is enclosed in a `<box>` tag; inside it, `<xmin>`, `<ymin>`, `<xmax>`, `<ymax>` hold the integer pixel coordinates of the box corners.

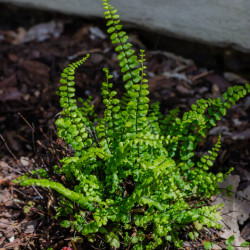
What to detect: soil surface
<box><xmin>0</xmin><ymin>4</ymin><xmax>249</xmax><ymax>250</ymax></box>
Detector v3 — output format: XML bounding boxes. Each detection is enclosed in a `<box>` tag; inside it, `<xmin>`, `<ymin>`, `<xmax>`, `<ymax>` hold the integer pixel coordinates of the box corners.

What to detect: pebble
<box><xmin>176</xmin><ymin>85</ymin><xmax>192</xmax><ymax>95</ymax></box>
<box><xmin>8</xmin><ymin>236</ymin><xmax>15</xmax><ymax>242</ymax></box>
<box><xmin>211</xmin><ymin>83</ymin><xmax>220</xmax><ymax>97</ymax></box>
<box><xmin>198</xmin><ymin>86</ymin><xmax>209</xmax><ymax>94</ymax></box>
<box><xmin>20</xmin><ymin>156</ymin><xmax>31</xmax><ymax>167</ymax></box>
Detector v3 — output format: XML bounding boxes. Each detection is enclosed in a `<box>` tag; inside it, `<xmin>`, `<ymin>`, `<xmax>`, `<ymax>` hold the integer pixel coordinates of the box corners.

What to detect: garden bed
<box><xmin>0</xmin><ymin>5</ymin><xmax>249</xmax><ymax>249</ymax></box>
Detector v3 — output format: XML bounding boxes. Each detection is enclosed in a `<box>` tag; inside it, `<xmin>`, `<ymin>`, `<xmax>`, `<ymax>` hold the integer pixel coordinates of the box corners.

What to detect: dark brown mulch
<box><xmin>0</xmin><ymin>4</ymin><xmax>249</xmax><ymax>250</ymax></box>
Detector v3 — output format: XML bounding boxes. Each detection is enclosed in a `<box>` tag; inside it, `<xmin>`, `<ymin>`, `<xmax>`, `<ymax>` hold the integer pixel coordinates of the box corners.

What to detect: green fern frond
<box><xmin>197</xmin><ymin>134</ymin><xmax>221</xmax><ymax>171</ymax></box>
<box><xmin>56</xmin><ymin>54</ymin><xmax>100</xmax><ymax>153</ymax></box>
<box><xmin>96</xmin><ymin>68</ymin><xmax>122</xmax><ymax>151</ymax></box>
<box><xmin>103</xmin><ymin>0</ymin><xmax>139</xmax><ymax>89</ymax></box>
<box><xmin>103</xmin><ymin>0</ymin><xmax>150</xmax><ymax>143</ymax></box>
<box><xmin>18</xmin><ymin>178</ymin><xmax>101</xmax><ymax>209</ymax></box>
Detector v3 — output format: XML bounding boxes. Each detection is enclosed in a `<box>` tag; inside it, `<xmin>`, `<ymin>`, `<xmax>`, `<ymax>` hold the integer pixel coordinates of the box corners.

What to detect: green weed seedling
<box><xmin>16</xmin><ymin>0</ymin><xmax>250</xmax><ymax>249</ymax></box>
<box><xmin>205</xmin><ymin>236</ymin><xmax>250</xmax><ymax>250</ymax></box>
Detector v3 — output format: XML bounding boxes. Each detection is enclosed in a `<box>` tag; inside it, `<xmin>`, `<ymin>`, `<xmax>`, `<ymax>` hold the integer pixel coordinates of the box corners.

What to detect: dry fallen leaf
<box><xmin>22</xmin><ymin>220</ymin><xmax>38</xmax><ymax>234</ymax></box>
<box><xmin>213</xmin><ymin>174</ymin><xmax>250</xmax><ymax>248</ymax></box>
<box><xmin>21</xmin><ymin>20</ymin><xmax>64</xmax><ymax>43</ymax></box>
<box><xmin>0</xmin><ymin>88</ymin><xmax>21</xmax><ymax>102</ymax></box>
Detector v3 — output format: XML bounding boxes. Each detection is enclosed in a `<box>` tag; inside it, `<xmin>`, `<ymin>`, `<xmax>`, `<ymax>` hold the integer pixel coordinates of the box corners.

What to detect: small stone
<box><xmin>212</xmin><ymin>84</ymin><xmax>220</xmax><ymax>97</ymax></box>
<box><xmin>232</xmin><ymin>118</ymin><xmax>243</xmax><ymax>126</ymax></box>
<box><xmin>20</xmin><ymin>156</ymin><xmax>31</xmax><ymax>167</ymax></box>
<box><xmin>22</xmin><ymin>220</ymin><xmax>38</xmax><ymax>234</ymax></box>
<box><xmin>23</xmin><ymin>94</ymin><xmax>30</xmax><ymax>101</ymax></box>
<box><xmin>198</xmin><ymin>86</ymin><xmax>209</xmax><ymax>94</ymax></box>
<box><xmin>209</xmin><ymin>126</ymin><xmax>229</xmax><ymax>135</ymax></box>
<box><xmin>176</xmin><ymin>85</ymin><xmax>191</xmax><ymax>95</ymax></box>
<box><xmin>244</xmin><ymin>96</ymin><xmax>250</xmax><ymax>110</ymax></box>
<box><xmin>89</xmin><ymin>27</ymin><xmax>107</xmax><ymax>40</ymax></box>
<box><xmin>34</xmin><ymin>90</ymin><xmax>40</xmax><ymax>97</ymax></box>
<box><xmin>9</xmin><ymin>236</ymin><xmax>15</xmax><ymax>242</ymax></box>
<box><xmin>223</xmin><ymin>72</ymin><xmax>248</xmax><ymax>84</ymax></box>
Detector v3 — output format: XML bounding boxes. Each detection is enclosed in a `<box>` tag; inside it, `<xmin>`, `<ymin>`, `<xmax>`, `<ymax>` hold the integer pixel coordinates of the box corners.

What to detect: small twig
<box><xmin>31</xmin><ymin>185</ymin><xmax>44</xmax><ymax>199</ymax></box>
<box><xmin>191</xmin><ymin>70</ymin><xmax>213</xmax><ymax>81</ymax></box>
<box><xmin>4</xmin><ymin>162</ymin><xmax>23</xmax><ymax>175</ymax></box>
<box><xmin>18</xmin><ymin>113</ymin><xmax>34</xmax><ymax>132</ymax></box>
<box><xmin>92</xmin><ymin>126</ymin><xmax>101</xmax><ymax>147</ymax></box>
<box><xmin>18</xmin><ymin>112</ymin><xmax>36</xmax><ymax>153</ymax></box>
<box><xmin>31</xmin><ymin>123</ymin><xmax>36</xmax><ymax>153</ymax></box>
<box><xmin>1</xmin><ymin>133</ymin><xmax>44</xmax><ymax>201</ymax></box>
<box><xmin>12</xmin><ymin>187</ymin><xmax>29</xmax><ymax>198</ymax></box>
<box><xmin>67</xmin><ymin>48</ymin><xmax>102</xmax><ymax>60</ymax></box>
<box><xmin>0</xmin><ymin>134</ymin><xmax>18</xmax><ymax>161</ymax></box>
<box><xmin>149</xmin><ymin>50</ymin><xmax>193</xmax><ymax>66</ymax></box>
<box><xmin>39</xmin><ymin>127</ymin><xmax>50</xmax><ymax>141</ymax></box>
<box><xmin>221</xmin><ymin>219</ymin><xmax>231</xmax><ymax>230</ymax></box>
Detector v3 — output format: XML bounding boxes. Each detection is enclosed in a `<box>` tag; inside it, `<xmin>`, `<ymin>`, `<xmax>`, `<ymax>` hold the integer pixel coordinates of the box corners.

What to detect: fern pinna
<box><xmin>17</xmin><ymin>0</ymin><xmax>250</xmax><ymax>249</ymax></box>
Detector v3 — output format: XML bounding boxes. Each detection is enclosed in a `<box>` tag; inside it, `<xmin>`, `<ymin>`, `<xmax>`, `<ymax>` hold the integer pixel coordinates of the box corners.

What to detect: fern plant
<box><xmin>17</xmin><ymin>0</ymin><xmax>250</xmax><ymax>249</ymax></box>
